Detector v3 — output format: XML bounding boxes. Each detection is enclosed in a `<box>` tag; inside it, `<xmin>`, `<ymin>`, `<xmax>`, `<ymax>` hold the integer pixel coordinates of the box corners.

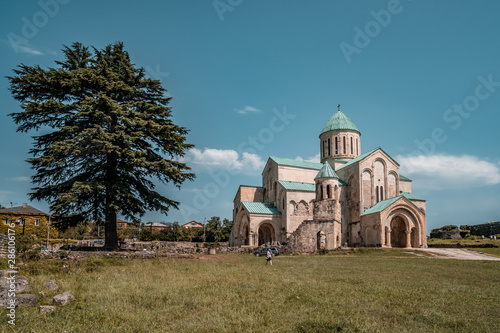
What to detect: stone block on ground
<box><xmin>53</xmin><ymin>291</ymin><xmax>74</xmax><ymax>306</ymax></box>
<box><xmin>17</xmin><ymin>294</ymin><xmax>38</xmax><ymax>307</ymax></box>
<box><xmin>0</xmin><ymin>276</ymin><xmax>29</xmax><ymax>293</ymax></box>
<box><xmin>40</xmin><ymin>305</ymin><xmax>56</xmax><ymax>314</ymax></box>
<box><xmin>45</xmin><ymin>280</ymin><xmax>59</xmax><ymax>291</ymax></box>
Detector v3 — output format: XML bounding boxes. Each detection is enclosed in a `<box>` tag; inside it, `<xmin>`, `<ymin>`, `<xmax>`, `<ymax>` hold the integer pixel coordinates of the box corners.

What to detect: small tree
<box><xmin>206</xmin><ymin>216</ymin><xmax>225</xmax><ymax>242</ymax></box>
<box><xmin>7</xmin><ymin>42</ymin><xmax>194</xmax><ymax>249</ymax></box>
<box><xmin>222</xmin><ymin>218</ymin><xmax>233</xmax><ymax>241</ymax></box>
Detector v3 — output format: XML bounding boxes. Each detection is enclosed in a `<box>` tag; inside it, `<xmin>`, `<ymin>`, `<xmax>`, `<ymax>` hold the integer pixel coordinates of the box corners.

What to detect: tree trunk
<box><xmin>104</xmin><ymin>207</ymin><xmax>118</xmax><ymax>249</ymax></box>
<box><xmin>104</xmin><ymin>151</ymin><xmax>119</xmax><ymax>250</ymax></box>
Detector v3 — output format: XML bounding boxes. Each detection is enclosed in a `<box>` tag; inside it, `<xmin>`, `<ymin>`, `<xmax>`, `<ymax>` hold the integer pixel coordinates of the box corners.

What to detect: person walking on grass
<box><xmin>266</xmin><ymin>248</ymin><xmax>273</xmax><ymax>266</ymax></box>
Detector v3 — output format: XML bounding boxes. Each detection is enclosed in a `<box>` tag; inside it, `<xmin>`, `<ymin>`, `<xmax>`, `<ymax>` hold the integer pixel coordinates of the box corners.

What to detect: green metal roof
<box><xmin>241</xmin><ymin>202</ymin><xmax>281</xmax><ymax>215</ymax></box>
<box><xmin>320</xmin><ymin>111</ymin><xmax>360</xmax><ymax>136</ymax></box>
<box><xmin>315</xmin><ymin>162</ymin><xmax>339</xmax><ymax>179</ymax></box>
<box><xmin>401</xmin><ymin>192</ymin><xmax>425</xmax><ymax>201</ymax></box>
<box><xmin>336</xmin><ymin>147</ymin><xmax>401</xmax><ymax>171</ymax></box>
<box><xmin>269</xmin><ymin>156</ymin><xmax>323</xmax><ymax>170</ymax></box>
<box><xmin>399</xmin><ymin>174</ymin><xmax>412</xmax><ymax>182</ymax></box>
<box><xmin>337</xmin><ymin>147</ymin><xmax>380</xmax><ymax>170</ymax></box>
<box><xmin>361</xmin><ymin>196</ymin><xmax>401</xmax><ymax>216</ymax></box>
<box><xmin>361</xmin><ymin>193</ymin><xmax>425</xmax><ymax>216</ymax></box>
<box><xmin>277</xmin><ymin>180</ymin><xmax>315</xmax><ymax>192</ymax></box>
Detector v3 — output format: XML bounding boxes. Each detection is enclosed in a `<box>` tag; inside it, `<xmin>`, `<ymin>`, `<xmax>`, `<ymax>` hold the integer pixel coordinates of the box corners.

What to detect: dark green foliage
<box><xmin>205</xmin><ymin>216</ymin><xmax>224</xmax><ymax>242</ymax></box>
<box><xmin>441</xmin><ymin>225</ymin><xmax>458</xmax><ymax>231</ymax></box>
<box><xmin>7</xmin><ymin>42</ymin><xmax>194</xmax><ymax>249</ymax></box>
<box><xmin>205</xmin><ymin>216</ymin><xmax>233</xmax><ymax>242</ymax></box>
<box><xmin>135</xmin><ymin>217</ymin><xmax>232</xmax><ymax>242</ymax></box>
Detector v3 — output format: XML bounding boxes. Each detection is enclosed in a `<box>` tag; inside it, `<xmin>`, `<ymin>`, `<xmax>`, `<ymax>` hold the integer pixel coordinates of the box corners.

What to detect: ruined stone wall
<box><xmin>285</xmin><ymin>191</ymin><xmax>315</xmax><ymax>236</ymax></box>
<box><xmin>282</xmin><ymin>220</ymin><xmax>339</xmax><ymax>254</ymax></box>
<box><xmin>461</xmin><ymin>222</ymin><xmax>500</xmax><ymax>236</ymax></box>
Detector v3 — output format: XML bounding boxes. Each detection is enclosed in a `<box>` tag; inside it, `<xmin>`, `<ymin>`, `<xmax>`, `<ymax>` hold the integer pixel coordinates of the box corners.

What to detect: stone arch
<box><xmin>316</xmin><ymin>183</ymin><xmax>323</xmax><ymax>200</ymax></box>
<box><xmin>294</xmin><ymin>200</ymin><xmax>309</xmax><ymax>216</ymax></box>
<box><xmin>390</xmin><ymin>216</ymin><xmax>407</xmax><ymax>248</ymax></box>
<box><xmin>240</xmin><ymin>223</ymin><xmax>250</xmax><ymax>246</ymax></box>
<box><xmin>362</xmin><ymin>169</ymin><xmax>372</xmax><ymax>210</ymax></box>
<box><xmin>288</xmin><ymin>200</ymin><xmax>297</xmax><ymax>216</ymax></box>
<box><xmin>317</xmin><ymin>231</ymin><xmax>326</xmax><ymax>250</ymax></box>
<box><xmin>258</xmin><ymin>221</ymin><xmax>276</xmax><ymax>246</ymax></box>
<box><xmin>234</xmin><ymin>209</ymin><xmax>250</xmax><ymax>246</ymax></box>
<box><xmin>387</xmin><ymin>172</ymin><xmax>397</xmax><ymax>198</ymax></box>
<box><xmin>411</xmin><ymin>227</ymin><xmax>419</xmax><ymax>248</ymax></box>
<box><xmin>385</xmin><ymin>204</ymin><xmax>424</xmax><ymax>248</ymax></box>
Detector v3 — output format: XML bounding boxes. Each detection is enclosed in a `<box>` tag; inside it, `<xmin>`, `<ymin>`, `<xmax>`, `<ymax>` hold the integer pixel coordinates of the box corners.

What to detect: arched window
<box><xmin>282</xmin><ymin>197</ymin><xmax>285</xmax><ymax>209</ymax></box>
<box><xmin>317</xmin><ymin>183</ymin><xmax>322</xmax><ymax>200</ymax></box>
<box><xmin>351</xmin><ymin>137</ymin><xmax>353</xmax><ymax>154</ymax></box>
<box><xmin>376</xmin><ymin>186</ymin><xmax>379</xmax><ymax>203</ymax></box>
<box><xmin>326</xmin><ymin>185</ymin><xmax>331</xmax><ymax>199</ymax></box>
<box><xmin>380</xmin><ymin>186</ymin><xmax>384</xmax><ymax>201</ymax></box>
<box><xmin>343</xmin><ymin>137</ymin><xmax>346</xmax><ymax>154</ymax></box>
<box><xmin>335</xmin><ymin>137</ymin><xmax>338</xmax><ymax>154</ymax></box>
<box><xmin>356</xmin><ymin>138</ymin><xmax>359</xmax><ymax>155</ymax></box>
<box><xmin>322</xmin><ymin>140</ymin><xmax>325</xmax><ymax>158</ymax></box>
<box><xmin>327</xmin><ymin>138</ymin><xmax>331</xmax><ymax>156</ymax></box>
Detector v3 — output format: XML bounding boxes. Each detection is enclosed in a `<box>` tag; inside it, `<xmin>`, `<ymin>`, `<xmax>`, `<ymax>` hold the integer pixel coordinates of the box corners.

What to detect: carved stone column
<box><xmin>386</xmin><ymin>228</ymin><xmax>391</xmax><ymax>248</ymax></box>
<box><xmin>405</xmin><ymin>230</ymin><xmax>411</xmax><ymax>248</ymax></box>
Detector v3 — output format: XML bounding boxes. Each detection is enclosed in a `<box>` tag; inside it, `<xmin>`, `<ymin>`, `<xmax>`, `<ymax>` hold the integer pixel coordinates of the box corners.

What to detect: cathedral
<box><xmin>230</xmin><ymin>109</ymin><xmax>427</xmax><ymax>252</ymax></box>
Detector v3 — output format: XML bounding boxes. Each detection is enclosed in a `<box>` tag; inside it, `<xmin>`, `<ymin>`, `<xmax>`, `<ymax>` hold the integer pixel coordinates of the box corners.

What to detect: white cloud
<box><xmin>295</xmin><ymin>153</ymin><xmax>320</xmax><ymax>163</ymax></box>
<box><xmin>234</xmin><ymin>106</ymin><xmax>261</xmax><ymax>115</ymax></box>
<box><xmin>396</xmin><ymin>154</ymin><xmax>500</xmax><ymax>190</ymax></box>
<box><xmin>18</xmin><ymin>45</ymin><xmax>44</xmax><ymax>55</ymax></box>
<box><xmin>8</xmin><ymin>176</ymin><xmax>30</xmax><ymax>182</ymax></box>
<box><xmin>179</xmin><ymin>148</ymin><xmax>265</xmax><ymax>174</ymax></box>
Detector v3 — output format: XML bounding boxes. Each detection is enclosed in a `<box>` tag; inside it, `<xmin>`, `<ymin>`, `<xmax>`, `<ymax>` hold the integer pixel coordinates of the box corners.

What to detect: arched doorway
<box><xmin>317</xmin><ymin>231</ymin><xmax>326</xmax><ymax>250</ymax></box>
<box><xmin>411</xmin><ymin>227</ymin><xmax>419</xmax><ymax>248</ymax></box>
<box><xmin>390</xmin><ymin>216</ymin><xmax>407</xmax><ymax>248</ymax></box>
<box><xmin>258</xmin><ymin>223</ymin><xmax>276</xmax><ymax>246</ymax></box>
<box><xmin>240</xmin><ymin>223</ymin><xmax>249</xmax><ymax>245</ymax></box>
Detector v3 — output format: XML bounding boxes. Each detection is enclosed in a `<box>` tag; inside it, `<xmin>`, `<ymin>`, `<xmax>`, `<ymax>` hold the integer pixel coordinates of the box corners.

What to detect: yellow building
<box><xmin>0</xmin><ymin>203</ymin><xmax>58</xmax><ymax>239</ymax></box>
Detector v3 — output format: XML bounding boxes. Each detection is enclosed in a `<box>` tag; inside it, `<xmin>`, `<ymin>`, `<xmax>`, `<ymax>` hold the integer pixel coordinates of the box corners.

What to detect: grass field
<box><xmin>2</xmin><ymin>249</ymin><xmax>500</xmax><ymax>332</ymax></box>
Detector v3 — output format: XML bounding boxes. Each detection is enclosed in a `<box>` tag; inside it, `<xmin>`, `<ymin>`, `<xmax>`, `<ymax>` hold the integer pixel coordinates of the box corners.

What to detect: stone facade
<box><xmin>230</xmin><ymin>110</ymin><xmax>427</xmax><ymax>252</ymax></box>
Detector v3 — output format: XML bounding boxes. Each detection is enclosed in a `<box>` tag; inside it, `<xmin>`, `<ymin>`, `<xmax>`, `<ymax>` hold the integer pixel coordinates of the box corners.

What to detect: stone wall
<box><xmin>430</xmin><ymin>228</ymin><xmax>462</xmax><ymax>239</ymax></box>
<box><xmin>282</xmin><ymin>220</ymin><xmax>339</xmax><ymax>254</ymax></box>
<box><xmin>461</xmin><ymin>222</ymin><xmax>500</xmax><ymax>236</ymax></box>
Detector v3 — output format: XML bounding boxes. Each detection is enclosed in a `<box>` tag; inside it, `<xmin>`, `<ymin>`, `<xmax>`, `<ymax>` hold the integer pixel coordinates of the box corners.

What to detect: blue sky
<box><xmin>1</xmin><ymin>0</ymin><xmax>499</xmax><ymax>233</ymax></box>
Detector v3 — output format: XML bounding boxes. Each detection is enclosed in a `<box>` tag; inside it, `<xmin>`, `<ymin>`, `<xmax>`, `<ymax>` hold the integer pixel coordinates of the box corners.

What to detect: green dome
<box><xmin>315</xmin><ymin>162</ymin><xmax>339</xmax><ymax>180</ymax></box>
<box><xmin>320</xmin><ymin>111</ymin><xmax>360</xmax><ymax>136</ymax></box>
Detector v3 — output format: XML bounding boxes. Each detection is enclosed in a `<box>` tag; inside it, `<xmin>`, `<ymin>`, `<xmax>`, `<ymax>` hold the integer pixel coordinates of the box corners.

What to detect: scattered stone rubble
<box><xmin>0</xmin><ymin>269</ymin><xmax>74</xmax><ymax>311</ymax></box>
